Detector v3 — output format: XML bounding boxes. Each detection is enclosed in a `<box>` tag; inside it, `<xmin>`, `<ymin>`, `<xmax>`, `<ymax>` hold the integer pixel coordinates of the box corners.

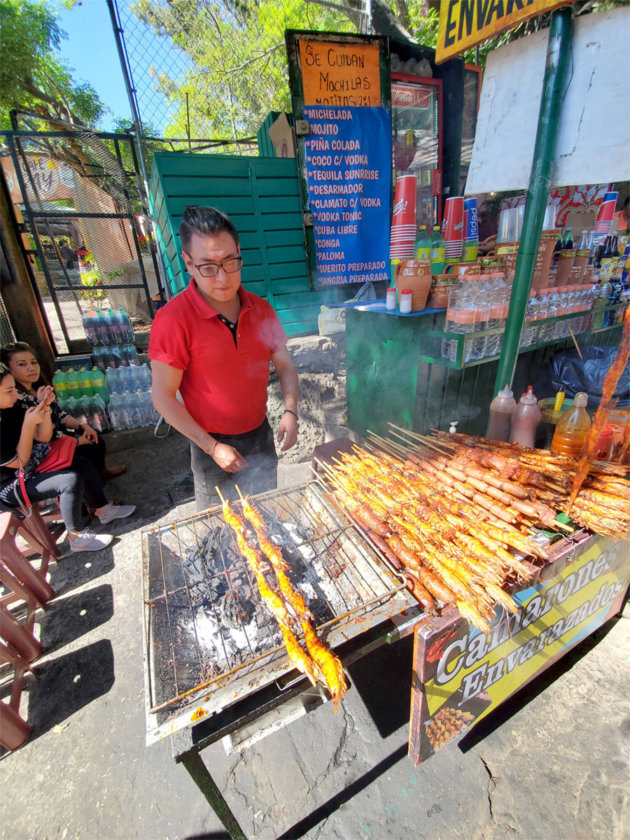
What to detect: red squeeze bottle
<box><xmin>487</xmin><ymin>385</ymin><xmax>517</xmax><ymax>442</ymax></box>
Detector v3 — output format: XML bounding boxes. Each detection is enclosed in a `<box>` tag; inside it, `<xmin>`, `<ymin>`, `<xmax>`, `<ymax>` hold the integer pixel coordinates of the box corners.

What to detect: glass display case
<box><xmin>391</xmin><ymin>74</ymin><xmax>442</xmax><ymax>230</ymax></box>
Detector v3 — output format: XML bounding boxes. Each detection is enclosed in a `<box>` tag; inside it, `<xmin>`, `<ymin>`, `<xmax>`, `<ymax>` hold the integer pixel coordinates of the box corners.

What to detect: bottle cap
<box><xmin>401</xmin><ymin>289</ymin><xmax>412</xmax><ymax>295</ymax></box>
<box><xmin>387</xmin><ymin>287</ymin><xmax>395</xmax><ymax>291</ymax></box>
<box><xmin>498</xmin><ymin>384</ymin><xmax>514</xmax><ymax>398</ymax></box>
<box><xmin>574</xmin><ymin>392</ymin><xmax>588</xmax><ymax>407</ymax></box>
<box><xmin>519</xmin><ymin>386</ymin><xmax>537</xmax><ymax>405</ymax></box>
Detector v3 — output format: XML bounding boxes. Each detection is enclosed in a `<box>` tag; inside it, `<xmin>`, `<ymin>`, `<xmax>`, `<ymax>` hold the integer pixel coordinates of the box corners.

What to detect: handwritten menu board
<box><xmin>299</xmin><ymin>40</ymin><xmax>381</xmax><ymax>107</ymax></box>
<box><xmin>304</xmin><ymin>106</ymin><xmax>391</xmax><ymax>287</ymax></box>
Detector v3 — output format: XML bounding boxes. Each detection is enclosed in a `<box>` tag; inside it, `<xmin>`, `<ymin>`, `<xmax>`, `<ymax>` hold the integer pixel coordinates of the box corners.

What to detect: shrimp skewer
<box><xmin>235</xmin><ymin>486</ymin><xmax>347</xmax><ymax>709</ymax></box>
<box><xmin>217</xmin><ymin>487</ymin><xmax>319</xmax><ymax>685</ymax></box>
<box><xmin>301</xmin><ymin>620</ymin><xmax>348</xmax><ymax>712</ymax></box>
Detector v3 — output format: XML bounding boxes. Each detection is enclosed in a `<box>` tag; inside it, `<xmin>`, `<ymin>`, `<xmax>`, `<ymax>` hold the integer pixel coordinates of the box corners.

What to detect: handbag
<box><xmin>35</xmin><ymin>436</ymin><xmax>77</xmax><ymax>473</ymax></box>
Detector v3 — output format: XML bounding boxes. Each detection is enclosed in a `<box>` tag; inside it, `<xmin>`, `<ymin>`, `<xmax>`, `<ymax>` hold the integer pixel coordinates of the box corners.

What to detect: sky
<box><xmin>55</xmin><ymin>0</ymin><xmax>132</xmax><ymax>131</ymax></box>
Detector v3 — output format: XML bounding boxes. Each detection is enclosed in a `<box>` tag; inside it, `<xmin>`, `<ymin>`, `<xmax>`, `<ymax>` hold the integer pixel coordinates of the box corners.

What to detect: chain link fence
<box><xmin>113</xmin><ymin>0</ymin><xmax>357</xmax><ymax>148</ymax></box>
<box><xmin>2</xmin><ymin>127</ymin><xmax>160</xmax><ymax>353</ymax></box>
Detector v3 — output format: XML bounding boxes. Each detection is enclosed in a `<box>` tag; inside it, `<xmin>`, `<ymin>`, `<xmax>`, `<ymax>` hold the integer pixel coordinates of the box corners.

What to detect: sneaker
<box><xmin>69</xmin><ymin>530</ymin><xmax>114</xmax><ymax>553</ymax></box>
<box><xmin>97</xmin><ymin>503</ymin><xmax>136</xmax><ymax>525</ymax></box>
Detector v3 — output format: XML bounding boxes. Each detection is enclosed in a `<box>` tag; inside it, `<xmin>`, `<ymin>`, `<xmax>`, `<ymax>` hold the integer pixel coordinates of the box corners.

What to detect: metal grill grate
<box><xmin>142</xmin><ymin>483</ymin><xmax>410</xmax><ymax>742</ymax></box>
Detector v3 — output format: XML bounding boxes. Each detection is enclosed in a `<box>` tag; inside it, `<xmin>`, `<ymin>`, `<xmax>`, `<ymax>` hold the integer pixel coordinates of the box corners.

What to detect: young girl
<box><xmin>0</xmin><ymin>364</ymin><xmax>134</xmax><ymax>553</ymax></box>
<box><xmin>0</xmin><ymin>341</ymin><xmax>126</xmax><ymax>481</ymax></box>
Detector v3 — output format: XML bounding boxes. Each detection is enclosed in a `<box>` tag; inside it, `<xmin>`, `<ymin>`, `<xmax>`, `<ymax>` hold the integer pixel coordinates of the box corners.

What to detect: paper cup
<box><xmin>391</xmin><ymin>175</ymin><xmax>417</xmax><ymax>231</ymax></box>
<box><xmin>594</xmin><ymin>191</ymin><xmax>617</xmax><ymax>236</ymax></box>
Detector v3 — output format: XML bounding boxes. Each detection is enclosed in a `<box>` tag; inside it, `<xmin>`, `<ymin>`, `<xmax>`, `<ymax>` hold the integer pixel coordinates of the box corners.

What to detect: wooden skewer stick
<box><xmin>568</xmin><ymin>327</ymin><xmax>583</xmax><ymax>360</ymax></box>
<box><xmin>215</xmin><ymin>485</ymin><xmax>227</xmax><ymax>505</ymax></box>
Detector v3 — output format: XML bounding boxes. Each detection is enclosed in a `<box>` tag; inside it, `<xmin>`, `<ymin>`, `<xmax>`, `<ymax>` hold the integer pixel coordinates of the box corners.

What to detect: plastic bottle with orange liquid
<box><xmin>550</xmin><ymin>392</ymin><xmax>591</xmax><ymax>457</ymax></box>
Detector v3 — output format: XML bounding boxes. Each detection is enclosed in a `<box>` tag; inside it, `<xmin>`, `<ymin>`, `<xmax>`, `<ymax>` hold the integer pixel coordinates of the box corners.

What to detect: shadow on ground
<box><xmin>37</xmin><ymin>584</ymin><xmax>114</xmax><ymax>655</ymax></box>
<box><xmin>26</xmin><ymin>639</ymin><xmax>115</xmax><ymax>740</ymax></box>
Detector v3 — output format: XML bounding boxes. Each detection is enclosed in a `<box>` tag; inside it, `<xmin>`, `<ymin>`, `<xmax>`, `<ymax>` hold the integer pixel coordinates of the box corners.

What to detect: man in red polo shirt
<box><xmin>149</xmin><ymin>205</ymin><xmax>299</xmax><ymax>509</ymax></box>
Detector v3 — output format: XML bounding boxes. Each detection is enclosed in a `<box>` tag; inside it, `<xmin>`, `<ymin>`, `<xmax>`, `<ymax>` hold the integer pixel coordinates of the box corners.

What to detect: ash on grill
<box><xmin>143</xmin><ymin>484</ymin><xmax>407</xmax><ymax>726</ymax></box>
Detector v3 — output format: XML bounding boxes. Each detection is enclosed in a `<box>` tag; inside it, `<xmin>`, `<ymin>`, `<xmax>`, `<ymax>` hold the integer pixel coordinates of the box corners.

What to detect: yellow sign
<box><xmin>435</xmin><ymin>0</ymin><xmax>573</xmax><ymax>64</ymax></box>
<box><xmin>410</xmin><ymin>533</ymin><xmax>630</xmax><ymax>764</ymax></box>
<box><xmin>299</xmin><ymin>39</ymin><xmax>381</xmax><ymax>107</ymax></box>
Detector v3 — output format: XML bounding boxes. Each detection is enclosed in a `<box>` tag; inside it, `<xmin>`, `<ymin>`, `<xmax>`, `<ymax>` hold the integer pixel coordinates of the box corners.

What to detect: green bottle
<box><xmin>431</xmin><ymin>225</ymin><xmax>446</xmax><ymax>273</ymax></box>
<box><xmin>415</xmin><ymin>225</ymin><xmax>432</xmax><ymax>262</ymax></box>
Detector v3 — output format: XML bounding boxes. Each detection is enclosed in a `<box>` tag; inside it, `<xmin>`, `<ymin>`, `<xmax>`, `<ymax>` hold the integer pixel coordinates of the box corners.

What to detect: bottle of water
<box><xmin>82</xmin><ymin>311</ymin><xmax>99</xmax><ymax>345</ymax></box>
<box><xmin>107</xmin><ymin>394</ymin><xmax>121</xmax><ymax>430</ymax></box>
<box><xmin>125</xmin><ymin>344</ymin><xmax>140</xmax><ymax>366</ymax></box>
<box><xmin>519</xmin><ymin>295</ymin><xmax>537</xmax><ymax>349</ymax></box>
<box><xmin>119</xmin><ymin>308</ymin><xmax>134</xmax><ymax>342</ymax></box>
<box><xmin>442</xmin><ymin>283</ymin><xmax>475</xmax><ymax>362</ymax></box>
<box><xmin>484</xmin><ymin>275</ymin><xmax>506</xmax><ymax>358</ymax></box>
<box><xmin>540</xmin><ymin>292</ymin><xmax>558</xmax><ymax>341</ymax></box>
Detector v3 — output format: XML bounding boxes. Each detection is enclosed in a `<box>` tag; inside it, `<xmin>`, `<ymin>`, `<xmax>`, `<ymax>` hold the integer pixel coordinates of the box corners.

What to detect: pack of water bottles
<box><xmin>105</xmin><ymin>363</ymin><xmax>159</xmax><ymax>430</ymax></box>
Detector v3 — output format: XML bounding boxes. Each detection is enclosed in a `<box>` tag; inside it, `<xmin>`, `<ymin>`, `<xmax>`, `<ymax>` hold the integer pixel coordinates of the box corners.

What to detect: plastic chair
<box><xmin>0</xmin><ymin>564</ymin><xmax>43</xmax><ymax>751</ymax></box>
<box><xmin>0</xmin><ymin>513</ymin><xmax>55</xmax><ymax>605</ymax></box>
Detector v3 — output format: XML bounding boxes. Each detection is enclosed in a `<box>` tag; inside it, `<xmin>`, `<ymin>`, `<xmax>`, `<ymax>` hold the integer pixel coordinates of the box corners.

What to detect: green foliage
<box><xmin>0</xmin><ymin>0</ymin><xmax>103</xmax><ymax>129</ymax></box>
<box><xmin>78</xmin><ymin>268</ymin><xmax>105</xmax><ymax>305</ymax></box>
<box><xmin>131</xmin><ymin>0</ymin><xmax>356</xmax><ymax>141</ymax></box>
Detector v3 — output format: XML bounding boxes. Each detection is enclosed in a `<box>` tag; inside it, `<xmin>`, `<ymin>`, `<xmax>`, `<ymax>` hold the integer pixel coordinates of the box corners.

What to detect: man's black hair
<box><xmin>179</xmin><ymin>206</ymin><xmax>240</xmax><ymax>252</ymax></box>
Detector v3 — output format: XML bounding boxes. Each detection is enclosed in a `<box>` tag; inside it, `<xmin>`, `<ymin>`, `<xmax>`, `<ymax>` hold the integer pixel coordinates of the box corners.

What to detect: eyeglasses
<box><xmin>188</xmin><ymin>256</ymin><xmax>243</xmax><ymax>278</ymax></box>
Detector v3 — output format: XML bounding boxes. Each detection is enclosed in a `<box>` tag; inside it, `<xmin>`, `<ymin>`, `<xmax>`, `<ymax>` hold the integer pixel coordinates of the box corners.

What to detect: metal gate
<box><xmin>1</xmin><ymin>129</ymin><xmax>162</xmax><ymax>355</ymax></box>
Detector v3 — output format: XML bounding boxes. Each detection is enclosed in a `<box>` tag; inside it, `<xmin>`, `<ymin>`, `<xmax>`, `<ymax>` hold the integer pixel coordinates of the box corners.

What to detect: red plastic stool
<box><xmin>0</xmin><ymin>513</ymin><xmax>55</xmax><ymax>604</ymax></box>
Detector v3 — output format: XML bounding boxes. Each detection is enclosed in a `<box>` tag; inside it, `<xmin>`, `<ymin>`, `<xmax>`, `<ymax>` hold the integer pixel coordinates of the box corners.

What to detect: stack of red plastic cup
<box><xmin>390</xmin><ymin>175</ymin><xmax>417</xmax><ymax>260</ymax></box>
<box><xmin>441</xmin><ymin>197</ymin><xmax>464</xmax><ymax>261</ymax></box>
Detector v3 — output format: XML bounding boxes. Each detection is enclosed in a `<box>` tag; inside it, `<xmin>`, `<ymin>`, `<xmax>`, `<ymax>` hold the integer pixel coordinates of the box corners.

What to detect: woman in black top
<box><xmin>0</xmin><ymin>364</ymin><xmax>134</xmax><ymax>553</ymax></box>
<box><xmin>0</xmin><ymin>342</ymin><xmax>125</xmax><ymax>481</ymax></box>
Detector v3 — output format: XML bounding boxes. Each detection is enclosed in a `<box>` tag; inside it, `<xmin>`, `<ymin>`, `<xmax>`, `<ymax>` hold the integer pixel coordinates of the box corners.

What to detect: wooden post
<box><xmin>0</xmin><ymin>172</ymin><xmax>55</xmax><ymax>380</ymax></box>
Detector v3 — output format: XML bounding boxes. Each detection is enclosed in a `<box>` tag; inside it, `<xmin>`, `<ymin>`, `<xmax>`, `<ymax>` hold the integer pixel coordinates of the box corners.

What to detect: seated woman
<box><xmin>1</xmin><ymin>342</ymin><xmax>125</xmax><ymax>481</ymax></box>
<box><xmin>0</xmin><ymin>364</ymin><xmax>135</xmax><ymax>553</ymax></box>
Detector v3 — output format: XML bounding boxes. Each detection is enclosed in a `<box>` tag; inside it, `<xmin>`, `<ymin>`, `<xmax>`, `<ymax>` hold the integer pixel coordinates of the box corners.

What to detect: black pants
<box><xmin>1</xmin><ymin>453</ymin><xmax>108</xmax><ymax>532</ymax></box>
<box><xmin>75</xmin><ymin>433</ymin><xmax>106</xmax><ymax>473</ymax></box>
<box><xmin>190</xmin><ymin>418</ymin><xmax>278</xmax><ymax>511</ymax></box>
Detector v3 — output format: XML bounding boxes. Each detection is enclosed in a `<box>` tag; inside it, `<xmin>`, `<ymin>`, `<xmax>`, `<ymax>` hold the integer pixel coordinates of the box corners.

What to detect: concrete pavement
<box><xmin>1</xmin><ymin>422</ymin><xmax>629</xmax><ymax>840</ymax></box>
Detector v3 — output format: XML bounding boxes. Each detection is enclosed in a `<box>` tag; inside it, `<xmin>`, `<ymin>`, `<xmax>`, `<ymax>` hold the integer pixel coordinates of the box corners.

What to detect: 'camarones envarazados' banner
<box><xmin>436</xmin><ymin>0</ymin><xmax>573</xmax><ymax>64</ymax></box>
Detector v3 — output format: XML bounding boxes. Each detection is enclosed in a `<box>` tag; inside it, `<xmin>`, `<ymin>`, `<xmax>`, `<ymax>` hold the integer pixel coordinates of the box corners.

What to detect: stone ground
<box><xmin>1</xmin><ymin>335</ymin><xmax>629</xmax><ymax>840</ymax></box>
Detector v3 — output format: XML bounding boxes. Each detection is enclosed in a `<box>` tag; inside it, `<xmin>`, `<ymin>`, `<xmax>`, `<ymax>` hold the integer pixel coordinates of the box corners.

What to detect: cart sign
<box><xmin>409</xmin><ymin>533</ymin><xmax>630</xmax><ymax>765</ymax></box>
<box><xmin>299</xmin><ymin>39</ymin><xmax>381</xmax><ymax>107</ymax></box>
<box><xmin>436</xmin><ymin>0</ymin><xmax>573</xmax><ymax>64</ymax></box>
<box><xmin>304</xmin><ymin>106</ymin><xmax>391</xmax><ymax>287</ymax></box>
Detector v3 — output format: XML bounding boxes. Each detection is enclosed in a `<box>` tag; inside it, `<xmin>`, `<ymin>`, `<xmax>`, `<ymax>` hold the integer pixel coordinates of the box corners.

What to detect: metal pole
<box><xmin>493</xmin><ymin>8</ymin><xmax>573</xmax><ymax>396</ymax></box>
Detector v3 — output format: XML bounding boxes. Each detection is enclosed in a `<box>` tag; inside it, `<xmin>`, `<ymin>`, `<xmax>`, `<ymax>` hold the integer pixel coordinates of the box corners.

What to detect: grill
<box><xmin>142</xmin><ymin>482</ymin><xmax>412</xmax><ymax>743</ymax></box>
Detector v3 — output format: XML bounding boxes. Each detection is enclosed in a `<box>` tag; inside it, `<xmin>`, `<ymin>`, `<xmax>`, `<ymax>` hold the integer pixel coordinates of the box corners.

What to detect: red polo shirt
<box><xmin>148</xmin><ymin>281</ymin><xmax>287</xmax><ymax>435</ymax></box>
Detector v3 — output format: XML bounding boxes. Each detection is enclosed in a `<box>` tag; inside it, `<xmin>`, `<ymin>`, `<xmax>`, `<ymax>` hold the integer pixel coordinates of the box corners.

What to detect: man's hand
<box><xmin>209</xmin><ymin>441</ymin><xmax>247</xmax><ymax>473</ymax></box>
<box><xmin>277</xmin><ymin>411</ymin><xmax>298</xmax><ymax>452</ymax></box>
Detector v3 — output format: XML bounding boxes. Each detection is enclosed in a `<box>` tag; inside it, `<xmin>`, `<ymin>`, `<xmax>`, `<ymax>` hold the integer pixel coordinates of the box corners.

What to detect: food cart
<box><xmin>141</xmin><ymin>7</ymin><xmax>630</xmax><ymax>839</ymax></box>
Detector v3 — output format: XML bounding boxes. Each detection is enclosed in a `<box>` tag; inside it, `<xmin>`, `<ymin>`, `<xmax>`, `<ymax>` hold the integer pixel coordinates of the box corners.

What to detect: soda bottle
<box><xmin>96</xmin><ymin>310</ymin><xmax>110</xmax><ymax>345</ymax></box>
<box><xmin>430</xmin><ymin>225</ymin><xmax>446</xmax><ymax>273</ymax></box>
<box><xmin>509</xmin><ymin>386</ymin><xmax>541</xmax><ymax>448</ymax></box>
<box><xmin>415</xmin><ymin>225</ymin><xmax>432</xmax><ymax>262</ymax></box>
<box><xmin>66</xmin><ymin>369</ymin><xmax>81</xmax><ymax>397</ymax></box>
<box><xmin>79</xmin><ymin>368</ymin><xmax>93</xmax><ymax>397</ymax></box>
<box><xmin>82</xmin><ymin>311</ymin><xmax>98</xmax><ymax>345</ymax></box>
<box><xmin>52</xmin><ymin>369</ymin><xmax>68</xmax><ymax>403</ymax></box>
<box><xmin>550</xmin><ymin>392</ymin><xmax>591</xmax><ymax>457</ymax></box>
<box><xmin>487</xmin><ymin>385</ymin><xmax>517</xmax><ymax>442</ymax></box>
<box><xmin>121</xmin><ymin>308</ymin><xmax>134</xmax><ymax>342</ymax></box>
<box><xmin>563</xmin><ymin>227</ymin><xmax>574</xmax><ymax>250</ymax></box>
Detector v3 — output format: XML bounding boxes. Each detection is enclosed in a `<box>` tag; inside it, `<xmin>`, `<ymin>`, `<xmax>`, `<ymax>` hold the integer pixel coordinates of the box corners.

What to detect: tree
<box><xmin>131</xmin><ymin>0</ymin><xmax>358</xmax><ymax>142</ymax></box>
<box><xmin>0</xmin><ymin>0</ymin><xmax>103</xmax><ymax>130</ymax></box>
